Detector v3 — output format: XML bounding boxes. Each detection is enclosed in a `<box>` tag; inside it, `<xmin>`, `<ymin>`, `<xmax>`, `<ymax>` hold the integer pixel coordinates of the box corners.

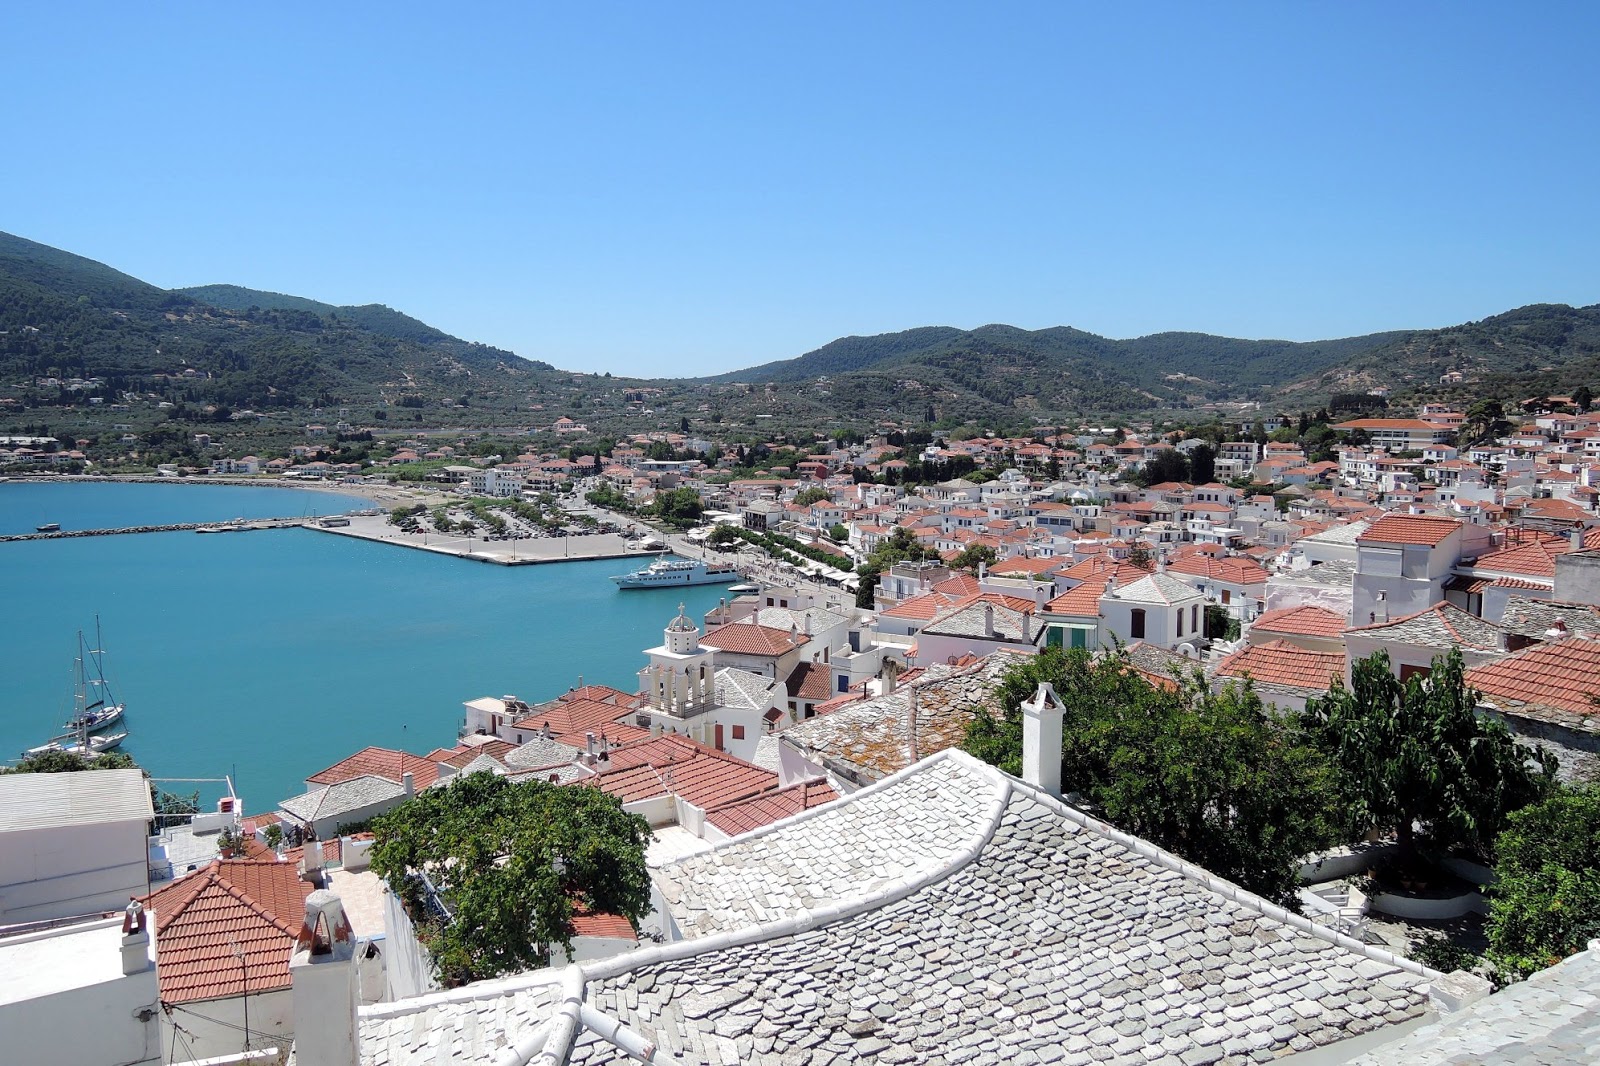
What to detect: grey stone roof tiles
<box><xmin>351</xmin><ymin>751</ymin><xmax>1446</xmax><ymax>1066</ymax></box>
<box><xmin>505</xmin><ymin>737</ymin><xmax>581</xmax><ymax>770</ymax></box>
<box><xmin>569</xmin><ymin>756</ymin><xmax>1434</xmax><ymax>1065</ymax></box>
<box><xmin>713</xmin><ymin>667</ymin><xmax>778</xmax><ymax>711</ymax></box>
<box><xmin>279</xmin><ymin>774</ymin><xmax>404</xmax><ymax>823</ymax></box>
<box><xmin>1348</xmin><ymin>944</ymin><xmax>1600</xmax><ymax>1065</ymax></box>
<box><xmin>652</xmin><ymin>756</ymin><xmax>1004</xmax><ymax>940</ymax></box>
<box><xmin>1498</xmin><ymin>595</ymin><xmax>1600</xmax><ymax>638</ymax></box>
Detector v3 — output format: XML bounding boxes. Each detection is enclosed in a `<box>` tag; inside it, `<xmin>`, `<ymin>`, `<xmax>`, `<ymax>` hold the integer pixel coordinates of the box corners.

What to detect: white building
<box><xmin>0</xmin><ymin>769</ymin><xmax>155</xmax><ymax>925</ymax></box>
<box><xmin>0</xmin><ymin>903</ymin><xmax>160</xmax><ymax>1066</ymax></box>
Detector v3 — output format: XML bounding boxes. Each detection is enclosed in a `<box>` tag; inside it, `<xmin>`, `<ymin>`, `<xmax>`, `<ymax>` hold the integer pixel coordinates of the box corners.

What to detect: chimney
<box><xmin>402</xmin><ymin>771</ymin><xmax>414</xmax><ymax>799</ymax></box>
<box><xmin>1022</xmin><ymin>609</ymin><xmax>1032</xmax><ymax>643</ymax></box>
<box><xmin>585</xmin><ymin>732</ymin><xmax>597</xmax><ymax>757</ymax></box>
<box><xmin>1021</xmin><ymin>682</ymin><xmax>1064</xmax><ymax>797</ymax></box>
<box><xmin>1573</xmin><ymin>528</ymin><xmax>1585</xmax><ymax>552</ymax></box>
<box><xmin>983</xmin><ymin>603</ymin><xmax>995</xmax><ymax>637</ymax></box>
<box><xmin>978</xmin><ymin>559</ymin><xmax>988</xmax><ymax>581</ymax></box>
<box><xmin>1105</xmin><ymin>575</ymin><xmax>1118</xmax><ymax>599</ymax></box>
<box><xmin>289</xmin><ymin>891</ymin><xmax>360</xmax><ymax>1066</ymax></box>
<box><xmin>1547</xmin><ymin>621</ymin><xmax>1571</xmax><ymax>640</ymax></box>
<box><xmin>303</xmin><ymin>840</ymin><xmax>326</xmax><ymax>884</ymax></box>
<box><xmin>121</xmin><ymin>899</ymin><xmax>152</xmax><ymax>976</ymax></box>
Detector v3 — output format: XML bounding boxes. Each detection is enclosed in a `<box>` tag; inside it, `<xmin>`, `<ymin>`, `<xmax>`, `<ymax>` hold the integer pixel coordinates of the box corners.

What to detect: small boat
<box><xmin>26</xmin><ymin>730</ymin><xmax>128</xmax><ymax>758</ymax></box>
<box><xmin>726</xmin><ymin>583</ymin><xmax>760</xmax><ymax>595</ymax></box>
<box><xmin>36</xmin><ymin>522</ymin><xmax>60</xmax><ymax>532</ymax></box>
<box><xmin>64</xmin><ymin>700</ymin><xmax>124</xmax><ymax>734</ymax></box>
<box><xmin>612</xmin><ymin>557</ymin><xmax>740</xmax><ymax>589</ymax></box>
<box><xmin>27</xmin><ymin>622</ymin><xmax>131</xmax><ymax>759</ymax></box>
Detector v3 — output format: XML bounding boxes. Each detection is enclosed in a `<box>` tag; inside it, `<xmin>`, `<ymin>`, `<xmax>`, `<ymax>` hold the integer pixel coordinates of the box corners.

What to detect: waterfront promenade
<box><xmin>306</xmin><ymin>511</ymin><xmax>647</xmax><ymax>566</ymax></box>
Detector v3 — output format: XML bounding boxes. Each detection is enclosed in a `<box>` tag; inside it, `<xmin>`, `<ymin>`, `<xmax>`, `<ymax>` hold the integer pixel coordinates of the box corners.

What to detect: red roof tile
<box><xmin>1356</xmin><ymin>514</ymin><xmax>1462</xmax><ymax>547</ymax></box>
<box><xmin>704</xmin><ymin>779</ymin><xmax>840</xmax><ymax>836</ymax></box>
<box><xmin>1465</xmin><ymin>638</ymin><xmax>1600</xmax><ymax>720</ymax></box>
<box><xmin>785</xmin><ymin>661</ymin><xmax>834</xmax><ymax>702</ymax></box>
<box><xmin>141</xmin><ymin>859</ymin><xmax>311</xmax><ymax>1003</ymax></box>
<box><xmin>1249</xmin><ymin>604</ymin><xmax>1348</xmax><ymax>640</ymax></box>
<box><xmin>1165</xmin><ymin>555</ymin><xmax>1271</xmax><ymax>586</ymax></box>
<box><xmin>702</xmin><ymin>622</ymin><xmax>811</xmax><ymax>657</ymax></box>
<box><xmin>510</xmin><ymin>697</ymin><xmax>635</xmax><ymax>740</ymax></box>
<box><xmin>587</xmin><ymin>741</ymin><xmax>777</xmax><ymax>809</ymax></box>
<box><xmin>1214</xmin><ymin>640</ymin><xmax>1344</xmax><ymax>692</ymax></box>
<box><xmin>306</xmin><ymin>747</ymin><xmax>440</xmax><ymax>790</ymax></box>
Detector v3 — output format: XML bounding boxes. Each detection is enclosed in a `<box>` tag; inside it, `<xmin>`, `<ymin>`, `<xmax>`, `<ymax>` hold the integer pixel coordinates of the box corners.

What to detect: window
<box><xmin>1221</xmin><ymin>588</ymin><xmax>1231</xmax><ymax>605</ymax></box>
<box><xmin>1399</xmin><ymin>664</ymin><xmax>1430</xmax><ymax>682</ymax></box>
<box><xmin>732</xmin><ymin>725</ymin><xmax>746</xmax><ymax>740</ymax></box>
<box><xmin>1177</xmin><ymin>610</ymin><xmax>1184</xmax><ymax>638</ymax></box>
<box><xmin>1046</xmin><ymin>627</ymin><xmax>1063</xmax><ymax>649</ymax></box>
<box><xmin>1191</xmin><ymin>604</ymin><xmax>1199</xmax><ymax>633</ymax></box>
<box><xmin>1130</xmin><ymin>608</ymin><xmax>1146</xmax><ymax>639</ymax></box>
<box><xmin>1071</xmin><ymin>628</ymin><xmax>1088</xmax><ymax>650</ymax></box>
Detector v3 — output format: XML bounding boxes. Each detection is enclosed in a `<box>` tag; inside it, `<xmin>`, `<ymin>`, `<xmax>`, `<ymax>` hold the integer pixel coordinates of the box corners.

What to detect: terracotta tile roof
<box><xmin>703</xmin><ymin>779</ymin><xmax>840</xmax><ymax>837</ymax></box>
<box><xmin>931</xmin><ymin>573</ymin><xmax>981</xmax><ymax>598</ymax></box>
<box><xmin>587</xmin><ymin>741</ymin><xmax>777</xmax><ymax>809</ymax></box>
<box><xmin>1345</xmin><ymin>601</ymin><xmax>1508</xmax><ymax>651</ymax></box>
<box><xmin>306</xmin><ymin>746</ymin><xmax>440</xmax><ymax>790</ymax></box>
<box><xmin>569</xmin><ymin>907</ymin><xmax>638</xmax><ymax>941</ymax></box>
<box><xmin>1165</xmin><ymin>555</ymin><xmax>1271</xmax><ymax>586</ymax></box>
<box><xmin>1334</xmin><ymin>418</ymin><xmax>1452</xmax><ymax>431</ymax></box>
<box><xmin>785</xmin><ymin>661</ymin><xmax>834</xmax><ymax>702</ymax></box>
<box><xmin>1250</xmin><ymin>604</ymin><xmax>1348</xmax><ymax>640</ymax></box>
<box><xmin>702</xmin><ymin>621</ymin><xmax>812</xmax><ymax>657</ymax></box>
<box><xmin>1213</xmin><ymin>640</ymin><xmax>1344</xmax><ymax>693</ymax></box>
<box><xmin>879</xmin><ymin>592</ymin><xmax>950</xmax><ymax>621</ymax></box>
<box><xmin>1468</xmin><ymin>532</ymin><xmax>1591</xmax><ymax>579</ymax></box>
<box><xmin>565</xmin><ymin>684</ymin><xmax>640</xmax><ymax>706</ymax></box>
<box><xmin>510</xmin><ymin>697</ymin><xmax>635</xmax><ymax>740</ymax></box>
<box><xmin>141</xmin><ymin>859</ymin><xmax>312</xmax><ymax>1003</ymax></box>
<box><xmin>1466</xmin><ymin>637</ymin><xmax>1600</xmax><ymax>730</ymax></box>
<box><xmin>440</xmin><ymin>739</ymin><xmax>518</xmax><ymax>769</ymax></box>
<box><xmin>1357</xmin><ymin>514</ymin><xmax>1462</xmax><ymax>547</ymax></box>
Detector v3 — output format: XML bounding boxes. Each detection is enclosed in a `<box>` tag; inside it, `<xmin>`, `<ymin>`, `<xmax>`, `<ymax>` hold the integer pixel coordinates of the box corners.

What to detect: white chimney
<box><xmin>983</xmin><ymin>603</ymin><xmax>995</xmax><ymax>637</ymax></box>
<box><xmin>402</xmin><ymin>771</ymin><xmax>414</xmax><ymax>799</ymax></box>
<box><xmin>289</xmin><ymin>891</ymin><xmax>360</xmax><ymax>1066</ymax></box>
<box><xmin>1021</xmin><ymin>682</ymin><xmax>1064</xmax><ymax>798</ymax></box>
<box><xmin>1572</xmin><ymin>528</ymin><xmax>1585</xmax><ymax>552</ymax></box>
<box><xmin>121</xmin><ymin>898</ymin><xmax>152</xmax><ymax>976</ymax></box>
<box><xmin>585</xmin><ymin>732</ymin><xmax>597</xmax><ymax>757</ymax></box>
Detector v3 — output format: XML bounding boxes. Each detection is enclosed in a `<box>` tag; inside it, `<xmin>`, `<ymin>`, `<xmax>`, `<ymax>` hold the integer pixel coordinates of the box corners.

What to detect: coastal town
<box><xmin>5</xmin><ymin>387</ymin><xmax>1600</xmax><ymax>1065</ymax></box>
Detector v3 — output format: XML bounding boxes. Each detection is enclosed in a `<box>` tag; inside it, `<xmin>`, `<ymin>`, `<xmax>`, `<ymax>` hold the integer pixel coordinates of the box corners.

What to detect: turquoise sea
<box><xmin>0</xmin><ymin>482</ymin><xmax>737</xmax><ymax>809</ymax></box>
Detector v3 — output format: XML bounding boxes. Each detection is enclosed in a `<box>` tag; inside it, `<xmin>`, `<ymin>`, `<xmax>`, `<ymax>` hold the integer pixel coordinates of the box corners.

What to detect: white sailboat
<box><xmin>25</xmin><ymin>629</ymin><xmax>129</xmax><ymax>759</ymax></box>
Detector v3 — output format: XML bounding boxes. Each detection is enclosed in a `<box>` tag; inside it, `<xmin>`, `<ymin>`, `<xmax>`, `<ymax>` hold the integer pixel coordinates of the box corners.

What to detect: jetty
<box><xmin>0</xmin><ymin>517</ymin><xmax>305</xmax><ymax>543</ymax></box>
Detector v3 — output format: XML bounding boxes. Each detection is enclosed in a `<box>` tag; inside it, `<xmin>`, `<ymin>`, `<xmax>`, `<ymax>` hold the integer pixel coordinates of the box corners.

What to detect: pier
<box><xmin>0</xmin><ymin>518</ymin><xmax>305</xmax><ymax>543</ymax></box>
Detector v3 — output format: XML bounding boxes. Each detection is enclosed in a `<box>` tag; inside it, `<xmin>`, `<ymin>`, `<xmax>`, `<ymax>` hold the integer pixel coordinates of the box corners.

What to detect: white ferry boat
<box><xmin>611</xmin><ymin>557</ymin><xmax>740</xmax><ymax>589</ymax></box>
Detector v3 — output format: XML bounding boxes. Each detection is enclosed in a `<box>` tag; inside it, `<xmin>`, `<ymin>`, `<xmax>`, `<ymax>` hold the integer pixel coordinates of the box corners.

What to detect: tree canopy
<box><xmin>369</xmin><ymin>772</ymin><xmax>652</xmax><ymax>987</ymax></box>
<box><xmin>964</xmin><ymin>646</ymin><xmax>1338</xmax><ymax>906</ymax></box>
<box><xmin>1486</xmin><ymin>784</ymin><xmax>1600</xmax><ymax>981</ymax></box>
<box><xmin>1302</xmin><ymin>648</ymin><xmax>1555</xmax><ymax>859</ymax></box>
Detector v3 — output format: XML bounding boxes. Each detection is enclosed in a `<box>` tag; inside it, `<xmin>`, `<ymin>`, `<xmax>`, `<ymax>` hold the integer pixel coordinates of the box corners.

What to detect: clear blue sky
<box><xmin>4</xmin><ymin>2</ymin><xmax>1597</xmax><ymax>377</ymax></box>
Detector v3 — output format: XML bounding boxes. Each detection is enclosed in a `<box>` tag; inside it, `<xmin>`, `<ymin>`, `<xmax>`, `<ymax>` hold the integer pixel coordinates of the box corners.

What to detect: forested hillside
<box><xmin>0</xmin><ymin>232</ymin><xmax>550</xmax><ymax>411</ymax></box>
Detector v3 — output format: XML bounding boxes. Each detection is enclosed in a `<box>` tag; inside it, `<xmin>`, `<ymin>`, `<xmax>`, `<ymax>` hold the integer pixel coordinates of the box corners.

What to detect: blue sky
<box><xmin>4</xmin><ymin>2</ymin><xmax>1597</xmax><ymax>376</ymax></box>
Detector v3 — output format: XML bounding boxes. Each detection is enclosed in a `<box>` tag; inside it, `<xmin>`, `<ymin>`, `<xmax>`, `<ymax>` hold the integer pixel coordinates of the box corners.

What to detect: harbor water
<box><xmin>0</xmin><ymin>482</ymin><xmax>739</xmax><ymax>808</ymax></box>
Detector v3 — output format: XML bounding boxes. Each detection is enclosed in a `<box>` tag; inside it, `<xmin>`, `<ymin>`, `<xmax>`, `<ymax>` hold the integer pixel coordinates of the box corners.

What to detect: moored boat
<box><xmin>26</xmin><ymin>729</ymin><xmax>128</xmax><ymax>759</ymax></box>
<box><xmin>36</xmin><ymin>522</ymin><xmax>61</xmax><ymax>532</ymax></box>
<box><xmin>611</xmin><ymin>557</ymin><xmax>740</xmax><ymax>589</ymax></box>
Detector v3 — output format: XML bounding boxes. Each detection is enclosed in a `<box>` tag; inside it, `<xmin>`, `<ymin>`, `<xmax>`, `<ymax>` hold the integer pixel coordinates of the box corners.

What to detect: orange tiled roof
<box><xmin>1250</xmin><ymin>604</ymin><xmax>1347</xmax><ymax>639</ymax></box>
<box><xmin>704</xmin><ymin>779</ymin><xmax>839</xmax><ymax>836</ymax></box>
<box><xmin>510</xmin><ymin>697</ymin><xmax>635</xmax><ymax>740</ymax></box>
<box><xmin>880</xmin><ymin>592</ymin><xmax>951</xmax><ymax>621</ymax></box>
<box><xmin>702</xmin><ymin>621</ymin><xmax>811</xmax><ymax>657</ymax></box>
<box><xmin>306</xmin><ymin>746</ymin><xmax>440</xmax><ymax>790</ymax></box>
<box><xmin>141</xmin><ymin>859</ymin><xmax>312</xmax><ymax>1003</ymax></box>
<box><xmin>1356</xmin><ymin>514</ymin><xmax>1462</xmax><ymax>547</ymax></box>
<box><xmin>785</xmin><ymin>661</ymin><xmax>834</xmax><ymax>702</ymax></box>
<box><xmin>1466</xmin><ymin>638</ymin><xmax>1600</xmax><ymax>723</ymax></box>
<box><xmin>1214</xmin><ymin>640</ymin><xmax>1344</xmax><ymax>692</ymax></box>
<box><xmin>1165</xmin><ymin>555</ymin><xmax>1270</xmax><ymax>585</ymax></box>
<box><xmin>588</xmin><ymin>740</ymin><xmax>776</xmax><ymax>809</ymax></box>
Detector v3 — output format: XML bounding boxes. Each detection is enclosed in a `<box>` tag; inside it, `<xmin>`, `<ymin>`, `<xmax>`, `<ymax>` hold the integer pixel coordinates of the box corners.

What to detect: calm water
<box><xmin>0</xmin><ymin>483</ymin><xmax>736</xmax><ymax>809</ymax></box>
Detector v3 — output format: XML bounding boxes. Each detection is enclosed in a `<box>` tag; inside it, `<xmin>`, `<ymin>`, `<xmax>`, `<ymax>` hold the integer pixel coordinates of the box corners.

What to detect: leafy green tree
<box><xmin>708</xmin><ymin>523</ymin><xmax>741</xmax><ymax>547</ymax></box>
<box><xmin>828</xmin><ymin>522</ymin><xmax>849</xmax><ymax>542</ymax></box>
<box><xmin>1486</xmin><ymin>785</ymin><xmax>1600</xmax><ymax>981</ymax></box>
<box><xmin>1188</xmin><ymin>443</ymin><xmax>1216</xmax><ymax>485</ymax></box>
<box><xmin>651</xmin><ymin>487</ymin><xmax>704</xmax><ymax>528</ymax></box>
<box><xmin>370</xmin><ymin>772</ymin><xmax>652</xmax><ymax>987</ymax></box>
<box><xmin>951</xmin><ymin>543</ymin><xmax>997</xmax><ymax>572</ymax></box>
<box><xmin>1302</xmin><ymin>649</ymin><xmax>1555</xmax><ymax>858</ymax></box>
<box><xmin>964</xmin><ymin>647</ymin><xmax>1338</xmax><ymax>906</ymax></box>
<box><xmin>855</xmin><ymin>526</ymin><xmax>931</xmax><ymax>608</ymax></box>
<box><xmin>1133</xmin><ymin>448</ymin><xmax>1189</xmax><ymax>487</ymax></box>
<box><xmin>792</xmin><ymin>486</ymin><xmax>830</xmax><ymax>506</ymax></box>
<box><xmin>1574</xmin><ymin>385</ymin><xmax>1593</xmax><ymax>413</ymax></box>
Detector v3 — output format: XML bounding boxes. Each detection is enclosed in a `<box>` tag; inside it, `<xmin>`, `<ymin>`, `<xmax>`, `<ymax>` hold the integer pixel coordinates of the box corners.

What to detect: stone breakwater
<box><xmin>0</xmin><ymin>519</ymin><xmax>302</xmax><ymax>542</ymax></box>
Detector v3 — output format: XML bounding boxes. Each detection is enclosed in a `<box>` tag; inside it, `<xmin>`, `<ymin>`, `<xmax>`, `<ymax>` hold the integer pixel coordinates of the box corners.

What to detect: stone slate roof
<box><xmin>1111</xmin><ymin>571</ymin><xmax>1206</xmax><ymax>606</ymax></box>
<box><xmin>348</xmin><ymin>750</ymin><xmax>1441</xmax><ymax>1066</ymax></box>
<box><xmin>778</xmin><ymin>650</ymin><xmax>1029</xmax><ymax>786</ymax></box>
<box><xmin>714</xmin><ymin>667</ymin><xmax>779</xmax><ymax>710</ymax></box>
<box><xmin>1348</xmin><ymin>942</ymin><xmax>1600</xmax><ymax>1065</ymax></box>
<box><xmin>1497</xmin><ymin>595</ymin><xmax>1600</xmax><ymax>638</ymax></box>
<box><xmin>504</xmin><ymin>735</ymin><xmax>581</xmax><ymax>770</ymax></box>
<box><xmin>1345</xmin><ymin>601</ymin><xmax>1507</xmax><ymax>652</ymax></box>
<box><xmin>278</xmin><ymin>774</ymin><xmax>405</xmax><ymax>825</ymax></box>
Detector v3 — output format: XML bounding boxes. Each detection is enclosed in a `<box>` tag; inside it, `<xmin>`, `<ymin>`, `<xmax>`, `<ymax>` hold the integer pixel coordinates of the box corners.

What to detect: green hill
<box><xmin>0</xmin><ymin>231</ymin><xmax>553</xmax><ymax>411</ymax></box>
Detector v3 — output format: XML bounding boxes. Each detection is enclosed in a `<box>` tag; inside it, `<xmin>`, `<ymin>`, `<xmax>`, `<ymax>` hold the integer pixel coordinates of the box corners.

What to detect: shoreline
<box><xmin>305</xmin><ymin>512</ymin><xmax>657</xmax><ymax>566</ymax></box>
<box><xmin>3</xmin><ymin>472</ymin><xmax>448</xmax><ymax>508</ymax></box>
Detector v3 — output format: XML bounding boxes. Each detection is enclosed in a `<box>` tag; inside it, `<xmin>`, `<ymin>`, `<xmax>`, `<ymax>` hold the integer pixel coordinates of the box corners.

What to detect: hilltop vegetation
<box><xmin>3</xmin><ymin>229</ymin><xmax>1597</xmax><ymax>436</ymax></box>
